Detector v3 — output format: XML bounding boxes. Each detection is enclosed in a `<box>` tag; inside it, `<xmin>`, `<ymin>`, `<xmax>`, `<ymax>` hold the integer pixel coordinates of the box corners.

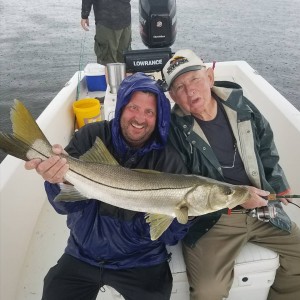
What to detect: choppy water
<box><xmin>0</xmin><ymin>0</ymin><xmax>299</xmax><ymax>162</ymax></box>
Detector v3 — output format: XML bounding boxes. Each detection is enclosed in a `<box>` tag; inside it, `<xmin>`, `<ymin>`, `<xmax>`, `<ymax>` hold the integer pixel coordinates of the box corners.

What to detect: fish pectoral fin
<box><xmin>175</xmin><ymin>203</ymin><xmax>189</xmax><ymax>224</ymax></box>
<box><xmin>145</xmin><ymin>213</ymin><xmax>174</xmax><ymax>241</ymax></box>
<box><xmin>79</xmin><ymin>137</ymin><xmax>119</xmax><ymax>165</ymax></box>
<box><xmin>54</xmin><ymin>183</ymin><xmax>88</xmax><ymax>202</ymax></box>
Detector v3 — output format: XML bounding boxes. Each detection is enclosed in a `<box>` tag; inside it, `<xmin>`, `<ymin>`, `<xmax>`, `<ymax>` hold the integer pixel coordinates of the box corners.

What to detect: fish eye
<box><xmin>224</xmin><ymin>187</ymin><xmax>234</xmax><ymax>196</ymax></box>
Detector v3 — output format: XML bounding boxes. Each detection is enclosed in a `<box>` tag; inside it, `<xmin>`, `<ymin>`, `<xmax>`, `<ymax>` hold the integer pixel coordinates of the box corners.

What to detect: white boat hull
<box><xmin>1</xmin><ymin>61</ymin><xmax>299</xmax><ymax>300</ymax></box>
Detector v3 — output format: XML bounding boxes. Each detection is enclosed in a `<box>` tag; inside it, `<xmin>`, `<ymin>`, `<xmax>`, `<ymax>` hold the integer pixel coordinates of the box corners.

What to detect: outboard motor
<box><xmin>139</xmin><ymin>0</ymin><xmax>177</xmax><ymax>48</ymax></box>
<box><xmin>123</xmin><ymin>0</ymin><xmax>176</xmax><ymax>77</ymax></box>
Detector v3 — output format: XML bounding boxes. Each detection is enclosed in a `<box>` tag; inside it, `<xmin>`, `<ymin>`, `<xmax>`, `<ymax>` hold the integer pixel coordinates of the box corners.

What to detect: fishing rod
<box><xmin>266</xmin><ymin>194</ymin><xmax>300</xmax><ymax>200</ymax></box>
<box><xmin>230</xmin><ymin>194</ymin><xmax>300</xmax><ymax>222</ymax></box>
<box><xmin>267</xmin><ymin>194</ymin><xmax>300</xmax><ymax>209</ymax></box>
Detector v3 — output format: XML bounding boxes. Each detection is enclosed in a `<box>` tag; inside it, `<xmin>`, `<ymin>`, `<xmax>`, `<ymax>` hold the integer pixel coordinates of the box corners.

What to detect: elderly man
<box><xmin>163</xmin><ymin>49</ymin><xmax>300</xmax><ymax>300</ymax></box>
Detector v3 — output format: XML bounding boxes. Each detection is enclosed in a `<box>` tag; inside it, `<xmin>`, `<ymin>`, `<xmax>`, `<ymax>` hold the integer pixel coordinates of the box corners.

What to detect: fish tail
<box><xmin>0</xmin><ymin>99</ymin><xmax>52</xmax><ymax>161</ymax></box>
<box><xmin>0</xmin><ymin>132</ymin><xmax>32</xmax><ymax>161</ymax></box>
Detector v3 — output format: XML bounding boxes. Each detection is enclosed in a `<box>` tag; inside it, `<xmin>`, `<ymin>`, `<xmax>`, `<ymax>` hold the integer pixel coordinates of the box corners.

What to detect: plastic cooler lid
<box><xmin>84</xmin><ymin>63</ymin><xmax>105</xmax><ymax>76</ymax></box>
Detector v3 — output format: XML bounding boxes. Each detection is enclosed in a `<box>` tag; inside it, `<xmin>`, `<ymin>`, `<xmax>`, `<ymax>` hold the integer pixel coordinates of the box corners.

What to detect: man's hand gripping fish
<box><xmin>0</xmin><ymin>100</ymin><xmax>250</xmax><ymax>240</ymax></box>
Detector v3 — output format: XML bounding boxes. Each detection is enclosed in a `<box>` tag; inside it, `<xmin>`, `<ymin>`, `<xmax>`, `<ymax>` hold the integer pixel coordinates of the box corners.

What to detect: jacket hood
<box><xmin>111</xmin><ymin>72</ymin><xmax>171</xmax><ymax>158</ymax></box>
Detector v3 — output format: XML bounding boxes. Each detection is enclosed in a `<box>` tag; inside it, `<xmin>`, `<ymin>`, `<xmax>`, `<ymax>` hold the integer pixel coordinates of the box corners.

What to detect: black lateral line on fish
<box><xmin>69</xmin><ymin>167</ymin><xmax>194</xmax><ymax>192</ymax></box>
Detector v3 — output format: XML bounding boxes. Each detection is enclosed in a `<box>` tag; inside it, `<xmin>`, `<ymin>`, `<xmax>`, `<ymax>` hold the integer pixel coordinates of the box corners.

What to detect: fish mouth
<box><xmin>228</xmin><ymin>187</ymin><xmax>250</xmax><ymax>208</ymax></box>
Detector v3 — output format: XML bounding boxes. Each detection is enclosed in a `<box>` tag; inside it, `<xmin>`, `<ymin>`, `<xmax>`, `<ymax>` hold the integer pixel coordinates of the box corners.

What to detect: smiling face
<box><xmin>120</xmin><ymin>91</ymin><xmax>157</xmax><ymax>148</ymax></box>
<box><xmin>169</xmin><ymin>68</ymin><xmax>216</xmax><ymax>120</ymax></box>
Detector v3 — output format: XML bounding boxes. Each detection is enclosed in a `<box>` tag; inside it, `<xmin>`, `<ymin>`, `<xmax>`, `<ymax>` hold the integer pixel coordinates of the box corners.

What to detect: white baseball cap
<box><xmin>162</xmin><ymin>49</ymin><xmax>206</xmax><ymax>90</ymax></box>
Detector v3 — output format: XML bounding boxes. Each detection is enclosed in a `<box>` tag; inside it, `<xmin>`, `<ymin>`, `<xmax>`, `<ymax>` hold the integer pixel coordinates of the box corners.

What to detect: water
<box><xmin>1</xmin><ymin>0</ymin><xmax>299</xmax><ymax>162</ymax></box>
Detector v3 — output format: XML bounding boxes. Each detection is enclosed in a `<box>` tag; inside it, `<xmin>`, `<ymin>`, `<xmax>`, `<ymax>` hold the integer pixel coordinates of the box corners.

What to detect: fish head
<box><xmin>188</xmin><ymin>183</ymin><xmax>250</xmax><ymax>215</ymax></box>
<box><xmin>207</xmin><ymin>184</ymin><xmax>250</xmax><ymax>211</ymax></box>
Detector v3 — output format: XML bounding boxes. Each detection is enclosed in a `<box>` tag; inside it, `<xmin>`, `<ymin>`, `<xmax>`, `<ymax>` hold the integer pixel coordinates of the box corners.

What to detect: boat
<box><xmin>1</xmin><ymin>59</ymin><xmax>300</xmax><ymax>300</ymax></box>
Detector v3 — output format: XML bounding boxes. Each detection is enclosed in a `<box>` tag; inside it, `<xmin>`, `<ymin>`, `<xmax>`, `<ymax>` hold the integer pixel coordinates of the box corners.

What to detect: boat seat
<box><xmin>225</xmin><ymin>243</ymin><xmax>279</xmax><ymax>300</ymax></box>
<box><xmin>101</xmin><ymin>242</ymin><xmax>279</xmax><ymax>300</ymax></box>
<box><xmin>168</xmin><ymin>241</ymin><xmax>279</xmax><ymax>300</ymax></box>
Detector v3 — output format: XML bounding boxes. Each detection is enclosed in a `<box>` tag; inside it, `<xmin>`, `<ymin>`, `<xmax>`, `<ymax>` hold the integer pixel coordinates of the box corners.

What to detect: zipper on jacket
<box><xmin>99</xmin><ymin>261</ymin><xmax>106</xmax><ymax>291</ymax></box>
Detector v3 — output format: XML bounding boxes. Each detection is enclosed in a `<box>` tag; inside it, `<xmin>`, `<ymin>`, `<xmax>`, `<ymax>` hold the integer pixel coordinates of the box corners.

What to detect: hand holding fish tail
<box><xmin>24</xmin><ymin>144</ymin><xmax>69</xmax><ymax>184</ymax></box>
<box><xmin>240</xmin><ymin>186</ymin><xmax>269</xmax><ymax>209</ymax></box>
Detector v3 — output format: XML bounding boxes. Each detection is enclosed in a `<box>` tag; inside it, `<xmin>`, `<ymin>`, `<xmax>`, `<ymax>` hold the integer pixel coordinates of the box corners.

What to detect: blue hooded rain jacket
<box><xmin>45</xmin><ymin>72</ymin><xmax>193</xmax><ymax>269</ymax></box>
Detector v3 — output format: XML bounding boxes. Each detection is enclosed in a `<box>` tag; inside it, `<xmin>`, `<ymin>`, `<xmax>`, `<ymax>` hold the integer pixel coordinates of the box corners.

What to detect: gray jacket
<box><xmin>81</xmin><ymin>0</ymin><xmax>131</xmax><ymax>30</ymax></box>
<box><xmin>169</xmin><ymin>81</ymin><xmax>292</xmax><ymax>247</ymax></box>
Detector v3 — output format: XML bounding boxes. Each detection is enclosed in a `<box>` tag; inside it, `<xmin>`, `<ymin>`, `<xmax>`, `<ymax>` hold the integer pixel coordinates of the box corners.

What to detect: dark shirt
<box><xmin>196</xmin><ymin>103</ymin><xmax>251</xmax><ymax>186</ymax></box>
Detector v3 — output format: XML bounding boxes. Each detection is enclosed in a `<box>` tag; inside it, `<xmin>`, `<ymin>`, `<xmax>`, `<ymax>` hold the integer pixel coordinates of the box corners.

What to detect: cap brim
<box><xmin>168</xmin><ymin>65</ymin><xmax>205</xmax><ymax>90</ymax></box>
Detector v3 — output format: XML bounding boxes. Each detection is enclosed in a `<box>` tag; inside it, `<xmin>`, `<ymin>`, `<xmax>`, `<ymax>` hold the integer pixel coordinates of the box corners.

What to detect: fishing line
<box><xmin>73</xmin><ymin>30</ymin><xmax>88</xmax><ymax>132</ymax></box>
<box><xmin>286</xmin><ymin>199</ymin><xmax>300</xmax><ymax>209</ymax></box>
<box><xmin>268</xmin><ymin>194</ymin><xmax>300</xmax><ymax>209</ymax></box>
<box><xmin>76</xmin><ymin>30</ymin><xmax>87</xmax><ymax>101</ymax></box>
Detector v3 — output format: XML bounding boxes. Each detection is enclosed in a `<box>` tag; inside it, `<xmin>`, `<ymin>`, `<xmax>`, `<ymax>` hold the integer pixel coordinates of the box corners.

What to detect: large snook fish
<box><xmin>0</xmin><ymin>100</ymin><xmax>250</xmax><ymax>240</ymax></box>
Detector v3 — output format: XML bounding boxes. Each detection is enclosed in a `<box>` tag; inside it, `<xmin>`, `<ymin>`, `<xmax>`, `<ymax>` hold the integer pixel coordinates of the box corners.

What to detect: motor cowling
<box><xmin>139</xmin><ymin>0</ymin><xmax>177</xmax><ymax>48</ymax></box>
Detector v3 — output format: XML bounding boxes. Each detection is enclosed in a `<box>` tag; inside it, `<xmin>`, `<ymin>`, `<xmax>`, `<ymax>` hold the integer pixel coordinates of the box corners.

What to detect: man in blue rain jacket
<box><xmin>25</xmin><ymin>73</ymin><xmax>195</xmax><ymax>300</ymax></box>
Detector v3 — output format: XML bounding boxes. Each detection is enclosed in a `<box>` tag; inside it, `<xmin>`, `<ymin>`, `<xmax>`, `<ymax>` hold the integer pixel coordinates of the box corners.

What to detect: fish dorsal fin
<box><xmin>54</xmin><ymin>183</ymin><xmax>89</xmax><ymax>202</ymax></box>
<box><xmin>79</xmin><ymin>136</ymin><xmax>119</xmax><ymax>165</ymax></box>
<box><xmin>145</xmin><ymin>213</ymin><xmax>174</xmax><ymax>240</ymax></box>
<box><xmin>11</xmin><ymin>99</ymin><xmax>49</xmax><ymax>145</ymax></box>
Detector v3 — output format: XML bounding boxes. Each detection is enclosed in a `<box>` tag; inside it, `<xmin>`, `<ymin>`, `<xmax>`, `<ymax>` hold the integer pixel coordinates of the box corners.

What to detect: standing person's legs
<box><xmin>104</xmin><ymin>261</ymin><xmax>173</xmax><ymax>300</ymax></box>
<box><xmin>247</xmin><ymin>219</ymin><xmax>300</xmax><ymax>300</ymax></box>
<box><xmin>94</xmin><ymin>25</ymin><xmax>131</xmax><ymax>65</ymax></box>
<box><xmin>94</xmin><ymin>24</ymin><xmax>116</xmax><ymax>65</ymax></box>
<box><xmin>42</xmin><ymin>254</ymin><xmax>102</xmax><ymax>300</ymax></box>
<box><xmin>182</xmin><ymin>214</ymin><xmax>249</xmax><ymax>300</ymax></box>
<box><xmin>116</xmin><ymin>25</ymin><xmax>131</xmax><ymax>62</ymax></box>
